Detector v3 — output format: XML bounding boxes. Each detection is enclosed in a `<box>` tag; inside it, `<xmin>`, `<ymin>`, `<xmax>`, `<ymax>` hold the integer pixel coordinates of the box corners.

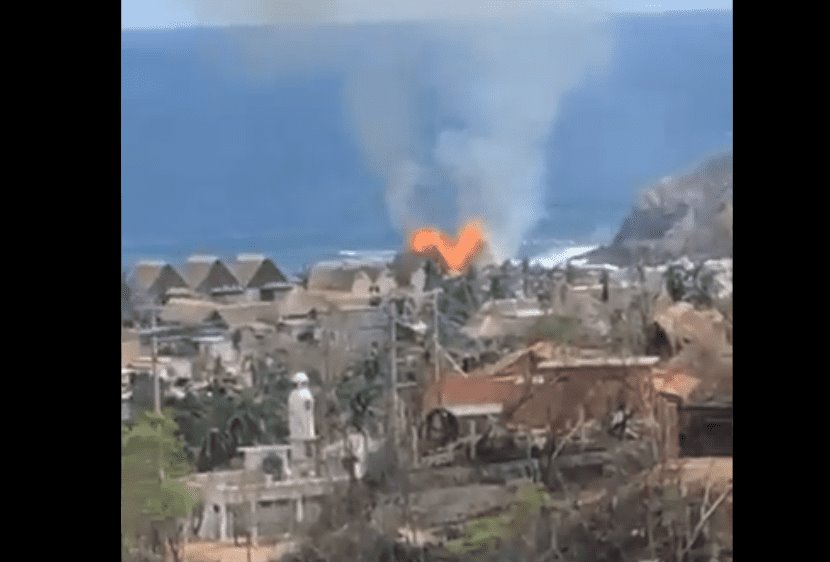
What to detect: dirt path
<box><xmin>183</xmin><ymin>540</ymin><xmax>277</xmax><ymax>562</ymax></box>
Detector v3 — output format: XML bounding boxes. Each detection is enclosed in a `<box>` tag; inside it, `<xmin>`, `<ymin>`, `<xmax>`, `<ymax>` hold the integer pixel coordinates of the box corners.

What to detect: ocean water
<box><xmin>121</xmin><ymin>11</ymin><xmax>732</xmax><ymax>276</ymax></box>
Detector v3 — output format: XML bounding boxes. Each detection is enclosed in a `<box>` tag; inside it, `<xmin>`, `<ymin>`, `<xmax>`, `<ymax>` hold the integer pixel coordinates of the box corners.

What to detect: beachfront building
<box><xmin>128</xmin><ymin>260</ymin><xmax>189</xmax><ymax>303</ymax></box>
<box><xmin>183</xmin><ymin>255</ymin><xmax>243</xmax><ymax>298</ymax></box>
<box><xmin>231</xmin><ymin>253</ymin><xmax>291</xmax><ymax>302</ymax></box>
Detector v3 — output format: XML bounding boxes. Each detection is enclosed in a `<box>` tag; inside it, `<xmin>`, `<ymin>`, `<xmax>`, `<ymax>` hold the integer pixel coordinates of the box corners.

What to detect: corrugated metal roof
<box><xmin>652</xmin><ymin>371</ymin><xmax>701</xmax><ymax>401</ymax></box>
<box><xmin>423</xmin><ymin>376</ymin><xmax>521</xmax><ymax>412</ymax></box>
<box><xmin>423</xmin><ymin>357</ymin><xmax>660</xmax><ymax>431</ymax></box>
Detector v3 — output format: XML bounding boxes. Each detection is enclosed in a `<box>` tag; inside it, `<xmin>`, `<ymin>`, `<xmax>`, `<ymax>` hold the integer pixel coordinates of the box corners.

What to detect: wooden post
<box><xmin>295</xmin><ymin>495</ymin><xmax>305</xmax><ymax>523</ymax></box>
<box><xmin>218</xmin><ymin>502</ymin><xmax>228</xmax><ymax>542</ymax></box>
<box><xmin>249</xmin><ymin>498</ymin><xmax>258</xmax><ymax>547</ymax></box>
<box><xmin>412</xmin><ymin>425</ymin><xmax>420</xmax><ymax>468</ymax></box>
<box><xmin>666</xmin><ymin>401</ymin><xmax>680</xmax><ymax>461</ymax></box>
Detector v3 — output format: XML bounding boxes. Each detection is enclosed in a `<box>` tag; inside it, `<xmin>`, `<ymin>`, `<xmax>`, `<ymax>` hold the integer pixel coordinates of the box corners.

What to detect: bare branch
<box><xmin>682</xmin><ymin>484</ymin><xmax>732</xmax><ymax>558</ymax></box>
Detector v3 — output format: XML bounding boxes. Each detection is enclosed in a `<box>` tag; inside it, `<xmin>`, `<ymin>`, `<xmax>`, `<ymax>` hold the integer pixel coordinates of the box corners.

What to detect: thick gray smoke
<box><xmin>183</xmin><ymin>1</ymin><xmax>611</xmax><ymax>261</ymax></box>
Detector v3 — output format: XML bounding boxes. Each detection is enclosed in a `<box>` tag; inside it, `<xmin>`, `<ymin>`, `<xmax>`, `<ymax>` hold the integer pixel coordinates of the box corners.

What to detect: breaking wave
<box><xmin>528</xmin><ymin>243</ymin><xmax>599</xmax><ymax>269</ymax></box>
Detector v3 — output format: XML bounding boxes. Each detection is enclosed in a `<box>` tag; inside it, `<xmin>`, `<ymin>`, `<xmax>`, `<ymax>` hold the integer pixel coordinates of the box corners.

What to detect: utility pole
<box><xmin>137</xmin><ymin>304</ymin><xmax>163</xmax><ymax>416</ymax></box>
<box><xmin>389</xmin><ymin>298</ymin><xmax>399</xmax><ymax>448</ymax></box>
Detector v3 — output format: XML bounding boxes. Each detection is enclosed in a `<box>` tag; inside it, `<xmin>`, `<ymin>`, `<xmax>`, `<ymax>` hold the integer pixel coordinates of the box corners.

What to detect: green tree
<box><xmin>122</xmin><ymin>410</ymin><xmax>197</xmax><ymax>562</ymax></box>
<box><xmin>446</xmin><ymin>484</ymin><xmax>551</xmax><ymax>557</ymax></box>
<box><xmin>121</xmin><ymin>270</ymin><xmax>133</xmax><ymax>326</ymax></box>
<box><xmin>526</xmin><ymin>315</ymin><xmax>578</xmax><ymax>344</ymax></box>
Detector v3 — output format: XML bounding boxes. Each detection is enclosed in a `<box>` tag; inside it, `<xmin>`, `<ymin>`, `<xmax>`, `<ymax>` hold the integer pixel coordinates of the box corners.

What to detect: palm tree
<box><xmin>226</xmin><ymin>389</ymin><xmax>262</xmax><ymax>449</ymax></box>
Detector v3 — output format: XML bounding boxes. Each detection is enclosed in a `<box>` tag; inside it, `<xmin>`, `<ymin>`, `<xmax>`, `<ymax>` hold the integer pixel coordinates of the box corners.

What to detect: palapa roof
<box><xmin>214</xmin><ymin>302</ymin><xmax>281</xmax><ymax>328</ymax></box>
<box><xmin>231</xmin><ymin>254</ymin><xmax>287</xmax><ymax>289</ymax></box>
<box><xmin>131</xmin><ymin>261</ymin><xmax>165</xmax><ymax>291</ymax></box>
<box><xmin>278</xmin><ymin>287</ymin><xmax>332</xmax><ymax>317</ymax></box>
<box><xmin>183</xmin><ymin>255</ymin><xmax>241</xmax><ymax>293</ymax></box>
<box><xmin>307</xmin><ymin>260</ymin><xmax>386</xmax><ymax>293</ymax></box>
<box><xmin>160</xmin><ymin>298</ymin><xmax>218</xmax><ymax>326</ymax></box>
<box><xmin>129</xmin><ymin>261</ymin><xmax>188</xmax><ymax>296</ymax></box>
<box><xmin>653</xmin><ymin>302</ymin><xmax>728</xmax><ymax>352</ymax></box>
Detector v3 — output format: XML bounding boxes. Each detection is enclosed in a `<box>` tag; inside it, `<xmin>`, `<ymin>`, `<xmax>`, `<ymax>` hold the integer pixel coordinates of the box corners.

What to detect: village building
<box><xmin>461</xmin><ymin>298</ymin><xmax>546</xmax><ymax>341</ymax></box>
<box><xmin>159</xmin><ymin>298</ymin><xmax>219</xmax><ymax>327</ymax></box>
<box><xmin>184</xmin><ymin>372</ymin><xmax>365</xmax><ymax>543</ymax></box>
<box><xmin>321</xmin><ymin>305</ymin><xmax>389</xmax><ymax>356</ymax></box>
<box><xmin>306</xmin><ymin>260</ymin><xmax>397</xmax><ymax>307</ymax></box>
<box><xmin>211</xmin><ymin>302</ymin><xmax>282</xmax><ymax>330</ymax></box>
<box><xmin>420</xmin><ymin>354</ymin><xmax>685</xmax><ymax>460</ymax></box>
<box><xmin>231</xmin><ymin>253</ymin><xmax>291</xmax><ymax>302</ymax></box>
<box><xmin>183</xmin><ymin>255</ymin><xmax>243</xmax><ymax>298</ymax></box>
<box><xmin>128</xmin><ymin>260</ymin><xmax>188</xmax><ymax>303</ymax></box>
<box><xmin>650</xmin><ymin>300</ymin><xmax>730</xmax><ymax>357</ymax></box>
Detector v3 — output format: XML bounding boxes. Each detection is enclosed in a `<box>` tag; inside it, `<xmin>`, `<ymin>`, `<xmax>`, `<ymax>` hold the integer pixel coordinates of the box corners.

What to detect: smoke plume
<box><xmin>182</xmin><ymin>0</ymin><xmax>612</xmax><ymax>261</ymax></box>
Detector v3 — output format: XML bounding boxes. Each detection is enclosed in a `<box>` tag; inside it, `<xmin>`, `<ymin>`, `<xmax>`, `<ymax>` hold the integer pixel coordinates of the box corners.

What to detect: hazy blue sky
<box><xmin>122</xmin><ymin>0</ymin><xmax>732</xmax><ymax>30</ymax></box>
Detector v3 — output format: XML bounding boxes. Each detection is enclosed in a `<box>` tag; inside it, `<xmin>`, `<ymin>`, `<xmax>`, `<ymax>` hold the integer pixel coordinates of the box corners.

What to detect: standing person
<box><xmin>609</xmin><ymin>403</ymin><xmax>632</xmax><ymax>440</ymax></box>
<box><xmin>365</xmin><ymin>342</ymin><xmax>380</xmax><ymax>382</ymax></box>
<box><xmin>288</xmin><ymin>372</ymin><xmax>316</xmax><ymax>465</ymax></box>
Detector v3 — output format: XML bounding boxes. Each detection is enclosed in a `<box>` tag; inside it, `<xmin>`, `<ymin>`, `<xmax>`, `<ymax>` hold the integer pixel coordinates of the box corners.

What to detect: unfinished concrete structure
<box><xmin>186</xmin><ymin>371</ymin><xmax>366</xmax><ymax>542</ymax></box>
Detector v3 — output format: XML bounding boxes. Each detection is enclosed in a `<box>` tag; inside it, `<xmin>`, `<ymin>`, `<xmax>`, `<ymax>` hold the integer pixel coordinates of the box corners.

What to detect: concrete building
<box><xmin>307</xmin><ymin>260</ymin><xmax>396</xmax><ymax>307</ymax></box>
<box><xmin>185</xmin><ymin>373</ymin><xmax>365</xmax><ymax>543</ymax></box>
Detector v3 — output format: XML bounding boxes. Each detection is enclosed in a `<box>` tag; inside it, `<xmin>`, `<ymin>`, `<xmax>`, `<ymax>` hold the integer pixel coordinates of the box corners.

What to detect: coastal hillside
<box><xmin>587</xmin><ymin>150</ymin><xmax>733</xmax><ymax>266</ymax></box>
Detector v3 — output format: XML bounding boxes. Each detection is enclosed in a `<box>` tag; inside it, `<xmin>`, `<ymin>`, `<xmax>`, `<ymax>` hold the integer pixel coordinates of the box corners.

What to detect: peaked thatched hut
<box><xmin>129</xmin><ymin>260</ymin><xmax>188</xmax><ymax>302</ymax></box>
<box><xmin>183</xmin><ymin>255</ymin><xmax>242</xmax><ymax>296</ymax></box>
<box><xmin>231</xmin><ymin>254</ymin><xmax>290</xmax><ymax>300</ymax></box>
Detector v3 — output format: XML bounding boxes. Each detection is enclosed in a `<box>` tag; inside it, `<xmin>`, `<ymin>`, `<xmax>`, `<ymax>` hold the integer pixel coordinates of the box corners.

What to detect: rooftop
<box><xmin>187</xmin><ymin>255</ymin><xmax>219</xmax><ymax>263</ymax></box>
<box><xmin>536</xmin><ymin>356</ymin><xmax>660</xmax><ymax>370</ymax></box>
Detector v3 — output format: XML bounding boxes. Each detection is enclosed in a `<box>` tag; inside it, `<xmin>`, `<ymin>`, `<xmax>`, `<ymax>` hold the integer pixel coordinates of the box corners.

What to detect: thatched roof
<box><xmin>131</xmin><ymin>261</ymin><xmax>165</xmax><ymax>291</ymax></box>
<box><xmin>231</xmin><ymin>254</ymin><xmax>288</xmax><ymax>289</ymax></box>
<box><xmin>278</xmin><ymin>288</ymin><xmax>333</xmax><ymax>317</ymax></box>
<box><xmin>129</xmin><ymin>261</ymin><xmax>188</xmax><ymax>297</ymax></box>
<box><xmin>214</xmin><ymin>302</ymin><xmax>281</xmax><ymax>329</ymax></box>
<box><xmin>307</xmin><ymin>261</ymin><xmax>386</xmax><ymax>292</ymax></box>
<box><xmin>653</xmin><ymin>302</ymin><xmax>728</xmax><ymax>354</ymax></box>
<box><xmin>160</xmin><ymin>298</ymin><xmax>218</xmax><ymax>326</ymax></box>
<box><xmin>183</xmin><ymin>255</ymin><xmax>241</xmax><ymax>293</ymax></box>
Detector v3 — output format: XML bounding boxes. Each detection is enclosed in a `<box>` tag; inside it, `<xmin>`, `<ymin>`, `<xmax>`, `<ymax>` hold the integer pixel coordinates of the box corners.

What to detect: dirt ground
<box><xmin>648</xmin><ymin>456</ymin><xmax>733</xmax><ymax>492</ymax></box>
<box><xmin>183</xmin><ymin>540</ymin><xmax>294</xmax><ymax>562</ymax></box>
